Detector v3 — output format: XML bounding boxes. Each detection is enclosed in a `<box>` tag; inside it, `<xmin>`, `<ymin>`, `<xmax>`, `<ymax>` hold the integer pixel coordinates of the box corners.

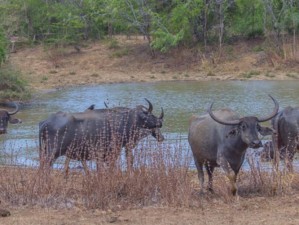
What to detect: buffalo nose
<box><xmin>156</xmin><ymin>121</ymin><xmax>163</xmax><ymax>128</ymax></box>
<box><xmin>250</xmin><ymin>140</ymin><xmax>263</xmax><ymax>149</ymax></box>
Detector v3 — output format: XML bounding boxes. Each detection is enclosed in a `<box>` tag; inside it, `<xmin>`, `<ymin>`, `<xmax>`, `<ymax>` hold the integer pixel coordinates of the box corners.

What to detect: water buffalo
<box><xmin>188</xmin><ymin>95</ymin><xmax>279</xmax><ymax>195</ymax></box>
<box><xmin>63</xmin><ymin>103</ymin><xmax>164</xmax><ymax>175</ymax></box>
<box><xmin>100</xmin><ymin>102</ymin><xmax>164</xmax><ymax>168</ymax></box>
<box><xmin>270</xmin><ymin>106</ymin><xmax>299</xmax><ymax>171</ymax></box>
<box><xmin>39</xmin><ymin>99</ymin><xmax>164</xmax><ymax>175</ymax></box>
<box><xmin>0</xmin><ymin>102</ymin><xmax>22</xmax><ymax>134</ymax></box>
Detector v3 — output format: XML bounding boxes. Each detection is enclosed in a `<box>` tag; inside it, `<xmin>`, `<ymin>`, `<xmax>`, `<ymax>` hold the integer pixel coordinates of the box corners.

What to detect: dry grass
<box><xmin>0</xmin><ymin>138</ymin><xmax>196</xmax><ymax>210</ymax></box>
<box><xmin>1</xmin><ymin>137</ymin><xmax>299</xmax><ymax>213</ymax></box>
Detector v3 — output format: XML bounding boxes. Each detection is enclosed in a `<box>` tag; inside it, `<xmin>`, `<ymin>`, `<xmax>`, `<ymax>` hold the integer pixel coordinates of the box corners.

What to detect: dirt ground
<box><xmin>8</xmin><ymin>36</ymin><xmax>299</xmax><ymax>91</ymax></box>
<box><xmin>2</xmin><ymin>36</ymin><xmax>299</xmax><ymax>224</ymax></box>
<box><xmin>2</xmin><ymin>192</ymin><xmax>299</xmax><ymax>225</ymax></box>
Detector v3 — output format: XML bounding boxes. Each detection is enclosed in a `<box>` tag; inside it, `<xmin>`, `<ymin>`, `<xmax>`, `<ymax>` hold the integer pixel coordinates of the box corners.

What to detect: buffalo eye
<box><xmin>240</xmin><ymin>123</ymin><xmax>247</xmax><ymax>130</ymax></box>
<box><xmin>256</xmin><ymin>124</ymin><xmax>261</xmax><ymax>132</ymax></box>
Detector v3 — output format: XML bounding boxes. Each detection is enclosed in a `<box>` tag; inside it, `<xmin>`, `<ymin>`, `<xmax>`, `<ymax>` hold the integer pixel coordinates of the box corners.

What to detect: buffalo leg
<box><xmin>125</xmin><ymin>147</ymin><xmax>134</xmax><ymax>171</ymax></box>
<box><xmin>218</xmin><ymin>155</ymin><xmax>237</xmax><ymax>195</ymax></box>
<box><xmin>285</xmin><ymin>140</ymin><xmax>296</xmax><ymax>172</ymax></box>
<box><xmin>205</xmin><ymin>163</ymin><xmax>214</xmax><ymax>192</ymax></box>
<box><xmin>194</xmin><ymin>159</ymin><xmax>204</xmax><ymax>192</ymax></box>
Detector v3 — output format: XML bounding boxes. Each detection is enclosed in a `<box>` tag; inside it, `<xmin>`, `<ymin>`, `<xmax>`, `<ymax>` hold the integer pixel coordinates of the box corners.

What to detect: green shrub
<box><xmin>0</xmin><ymin>66</ymin><xmax>31</xmax><ymax>101</ymax></box>
<box><xmin>151</xmin><ymin>29</ymin><xmax>184</xmax><ymax>53</ymax></box>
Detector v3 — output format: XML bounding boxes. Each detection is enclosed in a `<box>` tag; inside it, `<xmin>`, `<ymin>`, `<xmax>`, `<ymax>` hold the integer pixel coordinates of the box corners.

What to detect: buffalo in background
<box><xmin>0</xmin><ymin>102</ymin><xmax>22</xmax><ymax>135</ymax></box>
<box><xmin>260</xmin><ymin>106</ymin><xmax>299</xmax><ymax>171</ymax></box>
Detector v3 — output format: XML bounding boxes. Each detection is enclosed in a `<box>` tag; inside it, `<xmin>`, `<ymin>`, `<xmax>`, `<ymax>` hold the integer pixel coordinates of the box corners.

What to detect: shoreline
<box><xmin>7</xmin><ymin>39</ymin><xmax>298</xmax><ymax>92</ymax></box>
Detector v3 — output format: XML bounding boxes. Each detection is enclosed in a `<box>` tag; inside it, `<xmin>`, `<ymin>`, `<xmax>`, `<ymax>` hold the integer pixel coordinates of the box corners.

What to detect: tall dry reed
<box><xmin>0</xmin><ymin>136</ymin><xmax>298</xmax><ymax>210</ymax></box>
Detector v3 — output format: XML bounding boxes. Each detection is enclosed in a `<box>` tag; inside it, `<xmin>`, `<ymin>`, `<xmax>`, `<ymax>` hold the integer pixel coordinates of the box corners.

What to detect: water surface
<box><xmin>1</xmin><ymin>80</ymin><xmax>298</xmax><ymax>170</ymax></box>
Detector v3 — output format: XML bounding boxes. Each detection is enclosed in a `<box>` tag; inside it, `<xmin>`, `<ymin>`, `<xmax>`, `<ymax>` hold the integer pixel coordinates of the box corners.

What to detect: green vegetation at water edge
<box><xmin>0</xmin><ymin>66</ymin><xmax>31</xmax><ymax>101</ymax></box>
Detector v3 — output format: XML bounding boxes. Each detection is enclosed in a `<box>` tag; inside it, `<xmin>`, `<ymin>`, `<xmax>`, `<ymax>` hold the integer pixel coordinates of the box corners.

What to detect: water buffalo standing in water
<box><xmin>188</xmin><ymin>95</ymin><xmax>279</xmax><ymax>195</ymax></box>
<box><xmin>0</xmin><ymin>102</ymin><xmax>22</xmax><ymax>134</ymax></box>
<box><xmin>63</xmin><ymin>103</ymin><xmax>164</xmax><ymax>175</ymax></box>
<box><xmin>269</xmin><ymin>106</ymin><xmax>299</xmax><ymax>171</ymax></box>
<box><xmin>39</xmin><ymin>99</ymin><xmax>164</xmax><ymax>175</ymax></box>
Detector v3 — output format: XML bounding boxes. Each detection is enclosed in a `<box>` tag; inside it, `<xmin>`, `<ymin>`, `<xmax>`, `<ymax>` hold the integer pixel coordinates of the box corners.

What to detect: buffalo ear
<box><xmin>9</xmin><ymin>118</ymin><xmax>22</xmax><ymax>124</ymax></box>
<box><xmin>259</xmin><ymin>126</ymin><xmax>275</xmax><ymax>136</ymax></box>
<box><xmin>226</xmin><ymin>127</ymin><xmax>239</xmax><ymax>138</ymax></box>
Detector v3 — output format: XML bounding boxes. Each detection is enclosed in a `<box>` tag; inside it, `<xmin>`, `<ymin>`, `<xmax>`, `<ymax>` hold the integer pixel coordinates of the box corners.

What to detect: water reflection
<box><xmin>1</xmin><ymin>80</ymin><xmax>299</xmax><ymax>170</ymax></box>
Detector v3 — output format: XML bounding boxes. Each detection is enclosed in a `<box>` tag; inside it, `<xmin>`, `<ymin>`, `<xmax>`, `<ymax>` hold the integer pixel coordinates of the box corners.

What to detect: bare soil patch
<box><xmin>2</xmin><ymin>199</ymin><xmax>299</xmax><ymax>225</ymax></box>
<box><xmin>2</xmin><ymin>189</ymin><xmax>299</xmax><ymax>225</ymax></box>
<box><xmin>8</xmin><ymin>36</ymin><xmax>299</xmax><ymax>91</ymax></box>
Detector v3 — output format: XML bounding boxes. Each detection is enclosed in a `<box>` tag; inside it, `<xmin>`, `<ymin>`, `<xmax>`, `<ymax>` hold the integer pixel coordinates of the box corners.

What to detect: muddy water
<box><xmin>1</xmin><ymin>80</ymin><xmax>298</xmax><ymax>170</ymax></box>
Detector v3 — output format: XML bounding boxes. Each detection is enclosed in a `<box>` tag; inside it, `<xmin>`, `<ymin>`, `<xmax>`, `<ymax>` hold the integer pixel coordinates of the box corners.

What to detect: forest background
<box><xmin>0</xmin><ymin>0</ymin><xmax>299</xmax><ymax>100</ymax></box>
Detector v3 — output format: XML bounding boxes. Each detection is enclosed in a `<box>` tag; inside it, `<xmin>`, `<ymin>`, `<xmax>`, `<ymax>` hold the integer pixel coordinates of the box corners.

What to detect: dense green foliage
<box><xmin>0</xmin><ymin>65</ymin><xmax>31</xmax><ymax>101</ymax></box>
<box><xmin>0</xmin><ymin>0</ymin><xmax>298</xmax><ymax>52</ymax></box>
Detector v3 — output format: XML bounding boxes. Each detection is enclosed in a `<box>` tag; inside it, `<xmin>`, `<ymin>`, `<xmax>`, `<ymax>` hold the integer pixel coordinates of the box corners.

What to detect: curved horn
<box><xmin>144</xmin><ymin>98</ymin><xmax>153</xmax><ymax>113</ymax></box>
<box><xmin>104</xmin><ymin>101</ymin><xmax>109</xmax><ymax>108</ymax></box>
<box><xmin>159</xmin><ymin>107</ymin><xmax>164</xmax><ymax>119</ymax></box>
<box><xmin>8</xmin><ymin>102</ymin><xmax>19</xmax><ymax>115</ymax></box>
<box><xmin>208</xmin><ymin>102</ymin><xmax>240</xmax><ymax>125</ymax></box>
<box><xmin>257</xmin><ymin>95</ymin><xmax>279</xmax><ymax>122</ymax></box>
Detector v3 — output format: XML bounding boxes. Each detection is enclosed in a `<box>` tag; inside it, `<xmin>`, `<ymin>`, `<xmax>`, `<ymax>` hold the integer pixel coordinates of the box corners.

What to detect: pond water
<box><xmin>0</xmin><ymin>80</ymin><xmax>298</xmax><ymax>171</ymax></box>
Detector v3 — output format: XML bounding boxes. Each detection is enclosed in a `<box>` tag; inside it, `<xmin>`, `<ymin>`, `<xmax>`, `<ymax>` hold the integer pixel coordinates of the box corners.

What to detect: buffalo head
<box><xmin>136</xmin><ymin>98</ymin><xmax>164</xmax><ymax>129</ymax></box>
<box><xmin>208</xmin><ymin>95</ymin><xmax>279</xmax><ymax>149</ymax></box>
<box><xmin>0</xmin><ymin>102</ymin><xmax>22</xmax><ymax>134</ymax></box>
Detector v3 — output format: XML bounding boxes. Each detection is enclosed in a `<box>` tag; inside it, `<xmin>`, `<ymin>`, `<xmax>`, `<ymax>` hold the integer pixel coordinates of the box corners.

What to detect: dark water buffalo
<box><xmin>0</xmin><ymin>102</ymin><xmax>22</xmax><ymax>134</ymax></box>
<box><xmin>269</xmin><ymin>106</ymin><xmax>299</xmax><ymax>171</ymax></box>
<box><xmin>63</xmin><ymin>103</ymin><xmax>164</xmax><ymax>175</ymax></box>
<box><xmin>100</xmin><ymin>102</ymin><xmax>164</xmax><ymax>167</ymax></box>
<box><xmin>188</xmin><ymin>95</ymin><xmax>279</xmax><ymax>195</ymax></box>
<box><xmin>39</xmin><ymin>99</ymin><xmax>164</xmax><ymax>175</ymax></box>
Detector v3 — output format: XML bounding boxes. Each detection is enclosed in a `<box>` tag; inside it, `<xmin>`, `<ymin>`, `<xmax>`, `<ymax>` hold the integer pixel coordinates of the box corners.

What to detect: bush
<box><xmin>0</xmin><ymin>65</ymin><xmax>31</xmax><ymax>101</ymax></box>
<box><xmin>151</xmin><ymin>29</ymin><xmax>184</xmax><ymax>53</ymax></box>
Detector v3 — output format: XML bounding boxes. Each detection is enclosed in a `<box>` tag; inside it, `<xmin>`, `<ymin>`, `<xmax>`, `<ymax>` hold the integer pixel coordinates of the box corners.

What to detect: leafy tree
<box><xmin>109</xmin><ymin>0</ymin><xmax>154</xmax><ymax>44</ymax></box>
<box><xmin>233</xmin><ymin>0</ymin><xmax>264</xmax><ymax>38</ymax></box>
<box><xmin>0</xmin><ymin>0</ymin><xmax>297</xmax><ymax>56</ymax></box>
